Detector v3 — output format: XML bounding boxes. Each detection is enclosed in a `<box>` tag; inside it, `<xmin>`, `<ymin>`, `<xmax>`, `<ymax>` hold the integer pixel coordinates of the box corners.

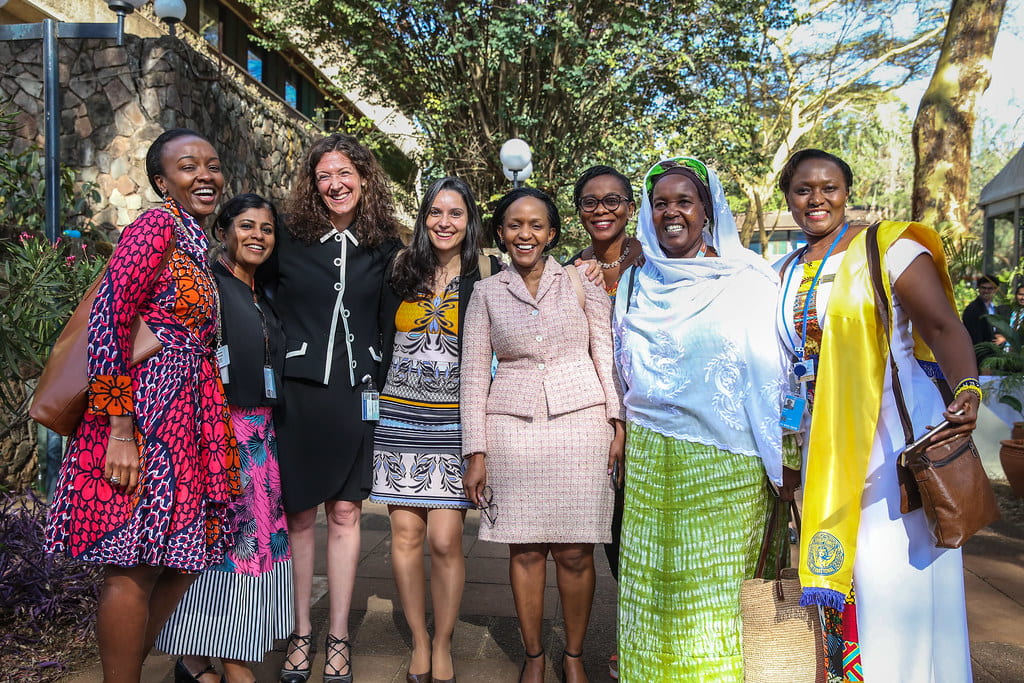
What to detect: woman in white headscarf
<box><xmin>612</xmin><ymin>157</ymin><xmax>796</xmax><ymax>681</ymax></box>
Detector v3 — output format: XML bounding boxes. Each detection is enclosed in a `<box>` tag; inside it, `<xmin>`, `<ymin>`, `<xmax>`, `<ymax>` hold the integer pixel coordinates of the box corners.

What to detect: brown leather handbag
<box><xmin>866</xmin><ymin>223</ymin><xmax>1000</xmax><ymax>549</ymax></box>
<box><xmin>29</xmin><ymin>235</ymin><xmax>174</xmax><ymax>436</ymax></box>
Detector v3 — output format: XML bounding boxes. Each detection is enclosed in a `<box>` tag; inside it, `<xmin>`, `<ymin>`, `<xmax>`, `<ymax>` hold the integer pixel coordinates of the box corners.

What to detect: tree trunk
<box><xmin>912</xmin><ymin>0</ymin><xmax>1006</xmax><ymax>235</ymax></box>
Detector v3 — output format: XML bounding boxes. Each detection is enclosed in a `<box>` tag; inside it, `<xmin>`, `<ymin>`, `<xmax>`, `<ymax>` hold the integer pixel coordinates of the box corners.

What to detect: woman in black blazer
<box><xmin>265</xmin><ymin>134</ymin><xmax>402</xmax><ymax>683</ymax></box>
<box><xmin>371</xmin><ymin>177</ymin><xmax>498</xmax><ymax>683</ymax></box>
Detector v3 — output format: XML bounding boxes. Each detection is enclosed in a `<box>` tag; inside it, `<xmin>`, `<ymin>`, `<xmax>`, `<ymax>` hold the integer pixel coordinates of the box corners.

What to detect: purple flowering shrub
<box><xmin>0</xmin><ymin>491</ymin><xmax>100</xmax><ymax>680</ymax></box>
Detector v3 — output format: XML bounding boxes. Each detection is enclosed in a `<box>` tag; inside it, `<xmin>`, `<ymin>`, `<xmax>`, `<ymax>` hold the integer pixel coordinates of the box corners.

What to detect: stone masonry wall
<box><xmin>0</xmin><ymin>34</ymin><xmax>319</xmax><ymax>233</ymax></box>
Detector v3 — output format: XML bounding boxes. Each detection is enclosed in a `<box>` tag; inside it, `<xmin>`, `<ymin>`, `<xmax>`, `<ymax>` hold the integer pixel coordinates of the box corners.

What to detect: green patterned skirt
<box><xmin>618</xmin><ymin>423</ymin><xmax>770</xmax><ymax>682</ymax></box>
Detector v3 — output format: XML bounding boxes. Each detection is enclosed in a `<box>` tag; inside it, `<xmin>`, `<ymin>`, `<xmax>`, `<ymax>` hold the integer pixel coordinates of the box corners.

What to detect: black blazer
<box><xmin>962</xmin><ymin>296</ymin><xmax>1001</xmax><ymax>345</ymax></box>
<box><xmin>378</xmin><ymin>254</ymin><xmax>501</xmax><ymax>378</ymax></box>
<box><xmin>262</xmin><ymin>225</ymin><xmax>401</xmax><ymax>389</ymax></box>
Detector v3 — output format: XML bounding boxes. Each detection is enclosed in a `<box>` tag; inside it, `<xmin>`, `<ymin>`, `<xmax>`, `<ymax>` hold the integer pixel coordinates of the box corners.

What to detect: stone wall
<box><xmin>0</xmin><ymin>33</ymin><xmax>319</xmax><ymax>233</ymax></box>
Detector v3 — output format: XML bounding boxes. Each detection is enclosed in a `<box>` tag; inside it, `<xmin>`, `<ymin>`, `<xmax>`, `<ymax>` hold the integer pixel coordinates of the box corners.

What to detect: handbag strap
<box><xmin>754</xmin><ymin>497</ymin><xmax>800</xmax><ymax>579</ymax></box>
<box><xmin>865</xmin><ymin>222</ymin><xmax>915</xmax><ymax>448</ymax></box>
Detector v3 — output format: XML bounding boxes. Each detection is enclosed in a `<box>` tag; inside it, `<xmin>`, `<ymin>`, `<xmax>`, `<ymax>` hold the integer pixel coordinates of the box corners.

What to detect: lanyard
<box><xmin>220</xmin><ymin>257</ymin><xmax>271</xmax><ymax>367</ymax></box>
<box><xmin>781</xmin><ymin>222</ymin><xmax>848</xmax><ymax>358</ymax></box>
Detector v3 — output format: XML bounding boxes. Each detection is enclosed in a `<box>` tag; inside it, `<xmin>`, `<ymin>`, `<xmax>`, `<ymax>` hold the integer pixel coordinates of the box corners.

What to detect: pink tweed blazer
<box><xmin>461</xmin><ymin>257</ymin><xmax>624</xmax><ymax>456</ymax></box>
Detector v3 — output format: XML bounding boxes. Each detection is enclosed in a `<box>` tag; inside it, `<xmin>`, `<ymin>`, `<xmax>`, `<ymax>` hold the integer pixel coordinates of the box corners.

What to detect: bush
<box><xmin>0</xmin><ymin>491</ymin><xmax>100</xmax><ymax>680</ymax></box>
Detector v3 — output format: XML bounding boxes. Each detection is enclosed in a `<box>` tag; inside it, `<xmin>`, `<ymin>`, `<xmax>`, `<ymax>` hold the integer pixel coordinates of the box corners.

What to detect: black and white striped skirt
<box><xmin>155</xmin><ymin>559</ymin><xmax>293</xmax><ymax>662</ymax></box>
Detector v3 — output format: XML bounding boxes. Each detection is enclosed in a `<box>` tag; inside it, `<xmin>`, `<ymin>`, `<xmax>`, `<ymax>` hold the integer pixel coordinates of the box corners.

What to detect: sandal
<box><xmin>175</xmin><ymin>658</ymin><xmax>219</xmax><ymax>683</ymax></box>
<box><xmin>324</xmin><ymin>633</ymin><xmax>353</xmax><ymax>683</ymax></box>
<box><xmin>561</xmin><ymin>649</ymin><xmax>582</xmax><ymax>683</ymax></box>
<box><xmin>518</xmin><ymin>649</ymin><xmax>544</xmax><ymax>683</ymax></box>
<box><xmin>279</xmin><ymin>633</ymin><xmax>313</xmax><ymax>683</ymax></box>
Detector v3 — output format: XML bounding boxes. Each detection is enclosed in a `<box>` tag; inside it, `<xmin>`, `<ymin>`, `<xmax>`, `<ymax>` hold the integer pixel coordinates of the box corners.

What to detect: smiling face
<box><xmin>499</xmin><ymin>196</ymin><xmax>554</xmax><ymax>273</ymax></box>
<box><xmin>578</xmin><ymin>174</ymin><xmax>634</xmax><ymax>245</ymax></box>
<box><xmin>154</xmin><ymin>136</ymin><xmax>223</xmax><ymax>219</ymax></box>
<box><xmin>426</xmin><ymin>189</ymin><xmax>468</xmax><ymax>261</ymax></box>
<box><xmin>784</xmin><ymin>157</ymin><xmax>850</xmax><ymax>241</ymax></box>
<box><xmin>314</xmin><ymin>151</ymin><xmax>362</xmax><ymax>228</ymax></box>
<box><xmin>222</xmin><ymin>206</ymin><xmax>276</xmax><ymax>277</ymax></box>
<box><xmin>651</xmin><ymin>174</ymin><xmax>708</xmax><ymax>259</ymax></box>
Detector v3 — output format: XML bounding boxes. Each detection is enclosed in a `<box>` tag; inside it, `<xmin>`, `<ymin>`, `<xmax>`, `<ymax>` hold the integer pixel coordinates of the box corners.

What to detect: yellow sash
<box><xmin>798</xmin><ymin>221</ymin><xmax>954</xmax><ymax>608</ymax></box>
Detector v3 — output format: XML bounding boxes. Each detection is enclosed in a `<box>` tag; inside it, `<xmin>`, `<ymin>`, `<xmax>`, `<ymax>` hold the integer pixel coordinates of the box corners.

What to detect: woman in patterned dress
<box><xmin>612</xmin><ymin>157</ymin><xmax>789</xmax><ymax>682</ymax></box>
<box><xmin>45</xmin><ymin>128</ymin><xmax>240</xmax><ymax>683</ymax></box>
<box><xmin>157</xmin><ymin>193</ymin><xmax>292</xmax><ymax>683</ymax></box>
<box><xmin>371</xmin><ymin>177</ymin><xmax>495</xmax><ymax>683</ymax></box>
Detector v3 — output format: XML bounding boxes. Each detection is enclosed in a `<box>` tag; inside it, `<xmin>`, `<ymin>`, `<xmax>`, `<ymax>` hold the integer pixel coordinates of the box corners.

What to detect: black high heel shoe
<box><xmin>174</xmin><ymin>658</ymin><xmax>218</xmax><ymax>683</ymax></box>
<box><xmin>560</xmin><ymin>649</ymin><xmax>583</xmax><ymax>683</ymax></box>
<box><xmin>518</xmin><ymin>649</ymin><xmax>544</xmax><ymax>683</ymax></box>
<box><xmin>279</xmin><ymin>633</ymin><xmax>313</xmax><ymax>683</ymax></box>
<box><xmin>324</xmin><ymin>633</ymin><xmax>353</xmax><ymax>683</ymax></box>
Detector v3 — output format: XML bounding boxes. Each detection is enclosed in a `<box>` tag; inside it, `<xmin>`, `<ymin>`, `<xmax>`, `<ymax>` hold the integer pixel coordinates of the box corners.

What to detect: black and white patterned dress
<box><xmin>370</xmin><ymin>278</ymin><xmax>473</xmax><ymax>509</ymax></box>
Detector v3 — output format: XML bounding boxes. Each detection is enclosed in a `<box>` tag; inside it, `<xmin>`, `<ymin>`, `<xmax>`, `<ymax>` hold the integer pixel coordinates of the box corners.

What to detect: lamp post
<box><xmin>153</xmin><ymin>0</ymin><xmax>187</xmax><ymax>36</ymax></box>
<box><xmin>500</xmin><ymin>138</ymin><xmax>532</xmax><ymax>189</ymax></box>
<box><xmin>0</xmin><ymin>0</ymin><xmax>147</xmax><ymax>241</ymax></box>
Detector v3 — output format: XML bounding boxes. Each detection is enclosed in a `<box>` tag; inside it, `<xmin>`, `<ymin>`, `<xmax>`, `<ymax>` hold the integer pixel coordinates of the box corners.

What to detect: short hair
<box><xmin>214</xmin><ymin>193</ymin><xmax>278</xmax><ymax>239</ymax></box>
<box><xmin>491</xmin><ymin>187</ymin><xmax>561</xmax><ymax>253</ymax></box>
<box><xmin>778</xmin><ymin>148</ymin><xmax>854</xmax><ymax>195</ymax></box>
<box><xmin>977</xmin><ymin>274</ymin><xmax>1000</xmax><ymax>288</ymax></box>
<box><xmin>145</xmin><ymin>128</ymin><xmax>213</xmax><ymax>196</ymax></box>
<box><xmin>572</xmin><ymin>165</ymin><xmax>634</xmax><ymax>210</ymax></box>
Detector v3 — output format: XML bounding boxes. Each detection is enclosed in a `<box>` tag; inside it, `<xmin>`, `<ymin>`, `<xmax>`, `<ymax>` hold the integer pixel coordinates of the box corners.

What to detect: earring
<box><xmin>702</xmin><ymin>217</ymin><xmax>710</xmax><ymax>230</ymax></box>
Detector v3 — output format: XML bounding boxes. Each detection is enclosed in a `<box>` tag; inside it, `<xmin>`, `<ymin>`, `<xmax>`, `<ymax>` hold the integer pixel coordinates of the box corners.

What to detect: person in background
<box><xmin>264</xmin><ymin>134</ymin><xmax>402</xmax><ymax>683</ymax></box>
<box><xmin>962</xmin><ymin>274</ymin><xmax>1004</xmax><ymax>352</ymax></box>
<box><xmin>462</xmin><ymin>187</ymin><xmax>624</xmax><ymax>683</ymax></box>
<box><xmin>775</xmin><ymin>148</ymin><xmax>977</xmax><ymax>681</ymax></box>
<box><xmin>371</xmin><ymin>177</ymin><xmax>497</xmax><ymax>683</ymax></box>
<box><xmin>157</xmin><ymin>193</ymin><xmax>292</xmax><ymax>683</ymax></box>
<box><xmin>45</xmin><ymin>128</ymin><xmax>239</xmax><ymax>683</ymax></box>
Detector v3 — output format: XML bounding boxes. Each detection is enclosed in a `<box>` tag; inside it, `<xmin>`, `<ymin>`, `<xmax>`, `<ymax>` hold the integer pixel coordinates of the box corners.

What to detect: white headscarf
<box><xmin>613</xmin><ymin>157</ymin><xmax>785</xmax><ymax>483</ymax></box>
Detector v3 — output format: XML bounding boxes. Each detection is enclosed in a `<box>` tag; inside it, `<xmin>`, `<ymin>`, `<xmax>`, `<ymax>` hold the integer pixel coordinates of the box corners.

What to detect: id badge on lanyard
<box><xmin>361</xmin><ymin>374</ymin><xmax>379</xmax><ymax>421</ymax></box>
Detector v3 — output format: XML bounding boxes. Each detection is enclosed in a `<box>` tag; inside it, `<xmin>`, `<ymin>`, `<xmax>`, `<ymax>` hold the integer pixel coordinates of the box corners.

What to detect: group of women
<box><xmin>44</xmin><ymin>124</ymin><xmax>980</xmax><ymax>683</ymax></box>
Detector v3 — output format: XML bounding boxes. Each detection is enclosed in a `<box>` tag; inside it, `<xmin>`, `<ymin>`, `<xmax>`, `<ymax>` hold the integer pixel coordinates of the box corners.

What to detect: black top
<box><xmin>962</xmin><ymin>297</ymin><xmax>1007</xmax><ymax>345</ymax></box>
<box><xmin>261</xmin><ymin>225</ymin><xmax>401</xmax><ymax>389</ymax></box>
<box><xmin>379</xmin><ymin>254</ymin><xmax>501</xmax><ymax>375</ymax></box>
<box><xmin>213</xmin><ymin>260</ymin><xmax>285</xmax><ymax>407</ymax></box>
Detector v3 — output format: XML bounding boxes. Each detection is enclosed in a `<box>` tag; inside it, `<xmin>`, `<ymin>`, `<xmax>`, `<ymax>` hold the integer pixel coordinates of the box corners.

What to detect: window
<box><xmin>199</xmin><ymin>0</ymin><xmax>219</xmax><ymax>49</ymax></box>
<box><xmin>284</xmin><ymin>80</ymin><xmax>297</xmax><ymax>108</ymax></box>
<box><xmin>247</xmin><ymin>49</ymin><xmax>263</xmax><ymax>81</ymax></box>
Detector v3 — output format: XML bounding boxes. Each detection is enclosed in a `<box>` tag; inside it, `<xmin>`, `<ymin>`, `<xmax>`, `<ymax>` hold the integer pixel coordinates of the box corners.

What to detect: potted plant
<box><xmin>978</xmin><ymin>314</ymin><xmax>1024</xmax><ymax>496</ymax></box>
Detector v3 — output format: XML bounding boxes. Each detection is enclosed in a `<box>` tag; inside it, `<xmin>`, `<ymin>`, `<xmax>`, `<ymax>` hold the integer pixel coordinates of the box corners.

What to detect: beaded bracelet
<box><xmin>954</xmin><ymin>378</ymin><xmax>983</xmax><ymax>402</ymax></box>
<box><xmin>110</xmin><ymin>435</ymin><xmax>134</xmax><ymax>443</ymax></box>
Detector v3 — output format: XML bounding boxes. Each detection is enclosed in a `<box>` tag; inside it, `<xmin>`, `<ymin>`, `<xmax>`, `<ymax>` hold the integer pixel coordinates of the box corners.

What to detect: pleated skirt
<box><xmin>155</xmin><ymin>559</ymin><xmax>293</xmax><ymax>662</ymax></box>
<box><xmin>618</xmin><ymin>423</ymin><xmax>769</xmax><ymax>682</ymax></box>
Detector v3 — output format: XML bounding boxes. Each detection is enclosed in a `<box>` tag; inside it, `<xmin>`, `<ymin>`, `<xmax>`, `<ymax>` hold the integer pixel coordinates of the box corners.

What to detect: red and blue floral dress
<box><xmin>46</xmin><ymin>200</ymin><xmax>240</xmax><ymax>571</ymax></box>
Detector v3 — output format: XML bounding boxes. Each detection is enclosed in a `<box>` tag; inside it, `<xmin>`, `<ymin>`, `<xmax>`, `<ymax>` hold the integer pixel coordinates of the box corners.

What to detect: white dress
<box><xmin>777</xmin><ymin>238</ymin><xmax>972</xmax><ymax>682</ymax></box>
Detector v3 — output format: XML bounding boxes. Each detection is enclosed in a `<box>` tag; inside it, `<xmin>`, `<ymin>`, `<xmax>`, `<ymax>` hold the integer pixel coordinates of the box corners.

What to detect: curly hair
<box><xmin>285</xmin><ymin>133</ymin><xmax>400</xmax><ymax>247</ymax></box>
<box><xmin>390</xmin><ymin>177</ymin><xmax>483</xmax><ymax>301</ymax></box>
<box><xmin>778</xmin><ymin>148</ymin><xmax>854</xmax><ymax>195</ymax></box>
<box><xmin>491</xmin><ymin>187</ymin><xmax>561</xmax><ymax>253</ymax></box>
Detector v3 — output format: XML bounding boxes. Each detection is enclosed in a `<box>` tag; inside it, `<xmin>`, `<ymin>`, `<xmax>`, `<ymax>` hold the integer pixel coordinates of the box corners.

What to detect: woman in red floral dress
<box><xmin>45</xmin><ymin>128</ymin><xmax>240</xmax><ymax>683</ymax></box>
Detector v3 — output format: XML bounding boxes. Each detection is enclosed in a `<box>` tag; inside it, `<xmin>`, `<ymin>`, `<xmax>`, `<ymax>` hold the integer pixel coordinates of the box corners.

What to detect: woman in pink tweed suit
<box><xmin>462</xmin><ymin>187</ymin><xmax>625</xmax><ymax>683</ymax></box>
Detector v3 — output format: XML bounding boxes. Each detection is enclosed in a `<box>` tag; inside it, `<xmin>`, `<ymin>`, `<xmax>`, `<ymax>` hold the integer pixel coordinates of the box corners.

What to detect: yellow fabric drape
<box><xmin>798</xmin><ymin>221</ymin><xmax>955</xmax><ymax>608</ymax></box>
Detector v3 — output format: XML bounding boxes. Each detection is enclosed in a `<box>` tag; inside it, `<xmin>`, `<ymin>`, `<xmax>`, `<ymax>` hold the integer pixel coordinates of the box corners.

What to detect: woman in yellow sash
<box><xmin>775</xmin><ymin>148</ymin><xmax>979</xmax><ymax>681</ymax></box>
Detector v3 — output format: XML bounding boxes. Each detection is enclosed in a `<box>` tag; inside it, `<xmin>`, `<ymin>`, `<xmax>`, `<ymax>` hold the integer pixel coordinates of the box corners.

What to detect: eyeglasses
<box><xmin>478</xmin><ymin>485</ymin><xmax>499</xmax><ymax>528</ymax></box>
<box><xmin>579</xmin><ymin>194</ymin><xmax>630</xmax><ymax>213</ymax></box>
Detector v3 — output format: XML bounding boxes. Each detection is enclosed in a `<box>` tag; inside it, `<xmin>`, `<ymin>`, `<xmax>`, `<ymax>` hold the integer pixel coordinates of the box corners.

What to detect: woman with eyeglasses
<box><xmin>462</xmin><ymin>187</ymin><xmax>624</xmax><ymax>683</ymax></box>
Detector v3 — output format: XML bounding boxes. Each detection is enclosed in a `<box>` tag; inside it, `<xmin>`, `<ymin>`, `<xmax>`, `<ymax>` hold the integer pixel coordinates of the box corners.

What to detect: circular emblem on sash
<box><xmin>807</xmin><ymin>531</ymin><xmax>844</xmax><ymax>576</ymax></box>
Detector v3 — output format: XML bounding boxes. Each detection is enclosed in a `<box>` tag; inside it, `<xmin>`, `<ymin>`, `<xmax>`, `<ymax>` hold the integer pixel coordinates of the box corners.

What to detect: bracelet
<box><xmin>110</xmin><ymin>434</ymin><xmax>134</xmax><ymax>442</ymax></box>
<box><xmin>954</xmin><ymin>377</ymin><xmax>981</xmax><ymax>393</ymax></box>
<box><xmin>954</xmin><ymin>384</ymin><xmax>983</xmax><ymax>401</ymax></box>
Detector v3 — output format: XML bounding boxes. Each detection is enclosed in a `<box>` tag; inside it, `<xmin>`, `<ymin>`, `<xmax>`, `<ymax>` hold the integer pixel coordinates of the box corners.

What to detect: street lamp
<box><xmin>153</xmin><ymin>0</ymin><xmax>187</xmax><ymax>36</ymax></box>
<box><xmin>500</xmin><ymin>138</ymin><xmax>532</xmax><ymax>188</ymax></box>
<box><xmin>0</xmin><ymin>0</ymin><xmax>150</xmax><ymax>241</ymax></box>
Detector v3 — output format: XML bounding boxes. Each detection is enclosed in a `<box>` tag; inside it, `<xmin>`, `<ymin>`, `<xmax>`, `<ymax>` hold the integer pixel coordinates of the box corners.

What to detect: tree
<box><xmin>912</xmin><ymin>0</ymin><xmax>1008</xmax><ymax>236</ymax></box>
<box><xmin>245</xmin><ymin>0</ymin><xmax>787</xmax><ymax>207</ymax></box>
<box><xmin>667</xmin><ymin>0</ymin><xmax>947</xmax><ymax>248</ymax></box>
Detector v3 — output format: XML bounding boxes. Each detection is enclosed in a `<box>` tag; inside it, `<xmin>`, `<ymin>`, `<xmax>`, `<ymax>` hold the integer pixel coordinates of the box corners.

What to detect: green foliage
<box><xmin>978</xmin><ymin>313</ymin><xmax>1024</xmax><ymax>417</ymax></box>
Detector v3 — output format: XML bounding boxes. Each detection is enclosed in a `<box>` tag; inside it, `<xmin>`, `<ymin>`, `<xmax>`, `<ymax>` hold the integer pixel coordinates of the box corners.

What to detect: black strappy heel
<box><xmin>324</xmin><ymin>633</ymin><xmax>353</xmax><ymax>683</ymax></box>
<box><xmin>279</xmin><ymin>633</ymin><xmax>313</xmax><ymax>683</ymax></box>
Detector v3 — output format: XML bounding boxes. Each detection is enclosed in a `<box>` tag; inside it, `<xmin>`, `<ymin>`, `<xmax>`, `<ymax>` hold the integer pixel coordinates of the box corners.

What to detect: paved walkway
<box><xmin>66</xmin><ymin>499</ymin><xmax>1024</xmax><ymax>682</ymax></box>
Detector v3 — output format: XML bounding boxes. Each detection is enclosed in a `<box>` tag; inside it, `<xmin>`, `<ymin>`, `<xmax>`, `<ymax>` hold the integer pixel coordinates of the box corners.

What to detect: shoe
<box><xmin>560</xmin><ymin>649</ymin><xmax>582</xmax><ymax>683</ymax></box>
<box><xmin>175</xmin><ymin>658</ymin><xmax>217</xmax><ymax>683</ymax></box>
<box><xmin>324</xmin><ymin>633</ymin><xmax>353</xmax><ymax>683</ymax></box>
<box><xmin>518</xmin><ymin>649</ymin><xmax>544</xmax><ymax>683</ymax></box>
<box><xmin>431</xmin><ymin>653</ymin><xmax>456</xmax><ymax>683</ymax></box>
<box><xmin>407</xmin><ymin>670</ymin><xmax>431</xmax><ymax>683</ymax></box>
<box><xmin>279</xmin><ymin>633</ymin><xmax>313</xmax><ymax>683</ymax></box>
<box><xmin>608</xmin><ymin>653</ymin><xmax>619</xmax><ymax>680</ymax></box>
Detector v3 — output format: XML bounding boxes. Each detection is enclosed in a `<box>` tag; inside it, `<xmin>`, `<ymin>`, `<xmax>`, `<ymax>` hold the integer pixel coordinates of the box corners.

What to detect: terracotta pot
<box><xmin>999</xmin><ymin>439</ymin><xmax>1024</xmax><ymax>498</ymax></box>
<box><xmin>1012</xmin><ymin>422</ymin><xmax>1024</xmax><ymax>441</ymax></box>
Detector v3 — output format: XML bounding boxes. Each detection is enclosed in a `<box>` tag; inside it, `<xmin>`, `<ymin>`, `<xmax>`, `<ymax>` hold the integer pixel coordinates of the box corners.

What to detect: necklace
<box><xmin>597</xmin><ymin>238</ymin><xmax>631</xmax><ymax>270</ymax></box>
